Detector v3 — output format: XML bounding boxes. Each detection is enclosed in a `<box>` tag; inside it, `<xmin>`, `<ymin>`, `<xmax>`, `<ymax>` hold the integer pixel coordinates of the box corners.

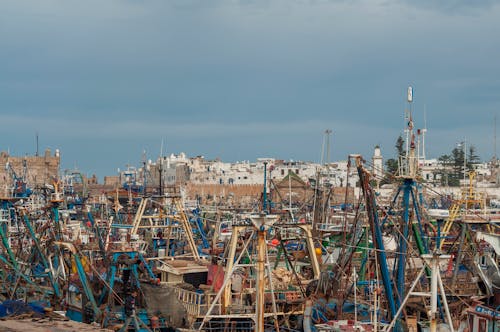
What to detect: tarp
<box><xmin>0</xmin><ymin>300</ymin><xmax>46</xmax><ymax>318</ymax></box>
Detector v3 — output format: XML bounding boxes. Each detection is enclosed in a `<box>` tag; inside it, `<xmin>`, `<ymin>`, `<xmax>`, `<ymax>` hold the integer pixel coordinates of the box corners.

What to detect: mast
<box><xmin>495</xmin><ymin>114</ymin><xmax>497</xmax><ymax>164</ymax></box>
<box><xmin>142</xmin><ymin>149</ymin><xmax>147</xmax><ymax>195</ymax></box>
<box><xmin>159</xmin><ymin>139</ymin><xmax>164</xmax><ymax>196</ymax></box>
<box><xmin>324</xmin><ymin>129</ymin><xmax>332</xmax><ymax>165</ymax></box>
<box><xmin>392</xmin><ymin>86</ymin><xmax>429</xmax><ymax>314</ymax></box>
<box><xmin>422</xmin><ymin>104</ymin><xmax>427</xmax><ymax>162</ymax></box>
<box><xmin>36</xmin><ymin>132</ymin><xmax>39</xmax><ymax>157</ymax></box>
<box><xmin>250</xmin><ymin>214</ymin><xmax>278</xmax><ymax>332</ymax></box>
<box><xmin>262</xmin><ymin>161</ymin><xmax>268</xmax><ymax>212</ymax></box>
<box><xmin>404</xmin><ymin>87</ymin><xmax>412</xmax><ymax>160</ymax></box>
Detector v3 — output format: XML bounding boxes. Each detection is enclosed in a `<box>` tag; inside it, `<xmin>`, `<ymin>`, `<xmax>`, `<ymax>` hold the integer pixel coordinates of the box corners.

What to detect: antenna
<box><xmin>495</xmin><ymin>114</ymin><xmax>497</xmax><ymax>164</ymax></box>
<box><xmin>421</xmin><ymin>104</ymin><xmax>427</xmax><ymax>161</ymax></box>
<box><xmin>320</xmin><ymin>129</ymin><xmax>332</xmax><ymax>165</ymax></box>
<box><xmin>142</xmin><ymin>149</ymin><xmax>147</xmax><ymax>195</ymax></box>
<box><xmin>400</xmin><ymin>86</ymin><xmax>417</xmax><ymax>178</ymax></box>
<box><xmin>404</xmin><ymin>87</ymin><xmax>413</xmax><ymax>158</ymax></box>
<box><xmin>36</xmin><ymin>132</ymin><xmax>39</xmax><ymax>157</ymax></box>
<box><xmin>160</xmin><ymin>138</ymin><xmax>164</xmax><ymax>159</ymax></box>
<box><xmin>159</xmin><ymin>138</ymin><xmax>165</xmax><ymax>196</ymax></box>
<box><xmin>325</xmin><ymin>129</ymin><xmax>332</xmax><ymax>165</ymax></box>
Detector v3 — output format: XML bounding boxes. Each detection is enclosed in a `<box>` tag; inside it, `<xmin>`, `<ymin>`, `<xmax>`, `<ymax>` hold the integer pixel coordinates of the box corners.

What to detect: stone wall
<box><xmin>185</xmin><ymin>183</ymin><xmax>263</xmax><ymax>207</ymax></box>
<box><xmin>0</xmin><ymin>150</ymin><xmax>60</xmax><ymax>196</ymax></box>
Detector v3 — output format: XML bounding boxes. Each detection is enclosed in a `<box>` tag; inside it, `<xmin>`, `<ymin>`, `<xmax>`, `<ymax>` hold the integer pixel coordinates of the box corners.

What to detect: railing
<box><xmin>170</xmin><ymin>283</ymin><xmax>304</xmax><ymax>321</ymax></box>
<box><xmin>170</xmin><ymin>286</ymin><xmax>222</xmax><ymax>318</ymax></box>
<box><xmin>315</xmin><ymin>222</ymin><xmax>344</xmax><ymax>232</ymax></box>
<box><xmin>170</xmin><ymin>225</ymin><xmax>186</xmax><ymax>240</ymax></box>
<box><xmin>0</xmin><ymin>209</ymin><xmax>8</xmax><ymax>222</ymax></box>
<box><xmin>189</xmin><ymin>321</ymin><xmax>300</xmax><ymax>332</ymax></box>
<box><xmin>278</xmin><ymin>227</ymin><xmax>304</xmax><ymax>240</ymax></box>
<box><xmin>1</xmin><ymin>209</ymin><xmax>27</xmax><ymax>234</ymax></box>
<box><xmin>398</xmin><ymin>155</ymin><xmax>418</xmax><ymax>178</ymax></box>
<box><xmin>192</xmin><ymin>320</ymin><xmax>254</xmax><ymax>332</ymax></box>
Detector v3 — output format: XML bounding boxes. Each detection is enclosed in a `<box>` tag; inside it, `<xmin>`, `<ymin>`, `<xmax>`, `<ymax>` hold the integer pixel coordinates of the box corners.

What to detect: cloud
<box><xmin>1</xmin><ymin>0</ymin><xmax>500</xmax><ymax>176</ymax></box>
<box><xmin>395</xmin><ymin>0</ymin><xmax>498</xmax><ymax>14</ymax></box>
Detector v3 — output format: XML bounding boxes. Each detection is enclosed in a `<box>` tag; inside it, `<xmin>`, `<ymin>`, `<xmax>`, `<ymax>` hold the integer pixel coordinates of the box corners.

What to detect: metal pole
<box><xmin>430</xmin><ymin>255</ymin><xmax>438</xmax><ymax>332</ymax></box>
<box><xmin>265</xmin><ymin>242</ymin><xmax>280</xmax><ymax>332</ymax></box>
<box><xmin>464</xmin><ymin>138</ymin><xmax>467</xmax><ymax>185</ymax></box>
<box><xmin>356</xmin><ymin>158</ymin><xmax>397</xmax><ymax>319</ymax></box>
<box><xmin>396</xmin><ymin>180</ymin><xmax>412</xmax><ymax>307</ymax></box>
<box><xmin>289</xmin><ymin>170</ymin><xmax>292</xmax><ymax>211</ymax></box>
<box><xmin>159</xmin><ymin>158</ymin><xmax>163</xmax><ymax>196</ymax></box>
<box><xmin>325</xmin><ymin>129</ymin><xmax>332</xmax><ymax>164</ymax></box>
<box><xmin>263</xmin><ymin>162</ymin><xmax>268</xmax><ymax>212</ymax></box>
<box><xmin>451</xmin><ymin>224</ymin><xmax>466</xmax><ymax>287</ymax></box>
<box><xmin>255</xmin><ymin>228</ymin><xmax>266</xmax><ymax>332</ymax></box>
<box><xmin>198</xmin><ymin>232</ymin><xmax>255</xmax><ymax>330</ymax></box>
<box><xmin>353</xmin><ymin>267</ymin><xmax>357</xmax><ymax>323</ymax></box>
<box><xmin>437</xmin><ymin>272</ymin><xmax>455</xmax><ymax>332</ymax></box>
<box><xmin>384</xmin><ymin>266</ymin><xmax>426</xmax><ymax>331</ymax></box>
<box><xmin>495</xmin><ymin>114</ymin><xmax>497</xmax><ymax>163</ymax></box>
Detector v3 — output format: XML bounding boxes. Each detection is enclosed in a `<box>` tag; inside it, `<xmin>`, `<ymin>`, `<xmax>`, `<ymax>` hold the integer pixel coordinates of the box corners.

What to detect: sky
<box><xmin>1</xmin><ymin>0</ymin><xmax>499</xmax><ymax>178</ymax></box>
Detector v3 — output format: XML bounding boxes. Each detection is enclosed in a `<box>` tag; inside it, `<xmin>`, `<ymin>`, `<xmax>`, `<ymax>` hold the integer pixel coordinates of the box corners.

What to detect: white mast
<box><xmin>493</xmin><ymin>114</ymin><xmax>498</xmax><ymax>179</ymax></box>
<box><xmin>404</xmin><ymin>87</ymin><xmax>413</xmax><ymax>159</ymax></box>
<box><xmin>422</xmin><ymin>104</ymin><xmax>427</xmax><ymax>162</ymax></box>
<box><xmin>401</xmin><ymin>86</ymin><xmax>418</xmax><ymax>178</ymax></box>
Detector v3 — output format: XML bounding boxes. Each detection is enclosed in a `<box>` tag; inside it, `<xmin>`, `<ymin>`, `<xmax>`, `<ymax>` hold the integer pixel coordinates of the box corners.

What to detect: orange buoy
<box><xmin>151</xmin><ymin>316</ymin><xmax>160</xmax><ymax>329</ymax></box>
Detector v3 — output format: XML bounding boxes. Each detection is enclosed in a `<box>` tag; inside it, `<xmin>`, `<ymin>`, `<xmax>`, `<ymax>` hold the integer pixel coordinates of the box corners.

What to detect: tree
<box><xmin>436</xmin><ymin>154</ymin><xmax>458</xmax><ymax>186</ymax></box>
<box><xmin>385</xmin><ymin>158</ymin><xmax>398</xmax><ymax>175</ymax></box>
<box><xmin>396</xmin><ymin>135</ymin><xmax>405</xmax><ymax>157</ymax></box>
<box><xmin>381</xmin><ymin>135</ymin><xmax>405</xmax><ymax>184</ymax></box>
<box><xmin>436</xmin><ymin>143</ymin><xmax>481</xmax><ymax>186</ymax></box>
<box><xmin>468</xmin><ymin>145</ymin><xmax>480</xmax><ymax>165</ymax></box>
<box><xmin>451</xmin><ymin>146</ymin><xmax>465</xmax><ymax>183</ymax></box>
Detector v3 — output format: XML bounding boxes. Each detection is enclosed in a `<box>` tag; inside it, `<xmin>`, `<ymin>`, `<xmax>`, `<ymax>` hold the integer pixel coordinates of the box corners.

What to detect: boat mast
<box><xmin>159</xmin><ymin>139</ymin><xmax>164</xmax><ymax>196</ymax></box>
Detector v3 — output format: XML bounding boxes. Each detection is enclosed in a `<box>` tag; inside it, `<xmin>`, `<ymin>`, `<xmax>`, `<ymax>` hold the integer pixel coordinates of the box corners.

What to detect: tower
<box><xmin>372</xmin><ymin>145</ymin><xmax>383</xmax><ymax>187</ymax></box>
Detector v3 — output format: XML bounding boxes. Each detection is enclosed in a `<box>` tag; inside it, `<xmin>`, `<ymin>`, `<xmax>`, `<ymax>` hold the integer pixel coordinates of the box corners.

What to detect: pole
<box><xmin>495</xmin><ymin>114</ymin><xmax>497</xmax><ymax>163</ymax></box>
<box><xmin>325</xmin><ymin>129</ymin><xmax>332</xmax><ymax>164</ymax></box>
<box><xmin>396</xmin><ymin>179</ymin><xmax>412</xmax><ymax>306</ymax></box>
<box><xmin>256</xmin><ymin>227</ymin><xmax>266</xmax><ymax>332</ymax></box>
<box><xmin>265</xmin><ymin>243</ymin><xmax>280</xmax><ymax>332</ymax></box>
<box><xmin>289</xmin><ymin>170</ymin><xmax>292</xmax><ymax>212</ymax></box>
<box><xmin>438</xmin><ymin>271</ymin><xmax>455</xmax><ymax>332</ymax></box>
<box><xmin>451</xmin><ymin>224</ymin><xmax>466</xmax><ymax>287</ymax></box>
<box><xmin>353</xmin><ymin>267</ymin><xmax>358</xmax><ymax>323</ymax></box>
<box><xmin>355</xmin><ymin>157</ymin><xmax>397</xmax><ymax>319</ymax></box>
<box><xmin>464</xmin><ymin>138</ymin><xmax>467</xmax><ymax>185</ymax></box>
<box><xmin>263</xmin><ymin>162</ymin><xmax>268</xmax><ymax>212</ymax></box>
<box><xmin>430</xmin><ymin>255</ymin><xmax>438</xmax><ymax>332</ymax></box>
<box><xmin>159</xmin><ymin>158</ymin><xmax>163</xmax><ymax>196</ymax></box>
<box><xmin>143</xmin><ymin>151</ymin><xmax>147</xmax><ymax>195</ymax></box>
<box><xmin>384</xmin><ymin>266</ymin><xmax>426</xmax><ymax>331</ymax></box>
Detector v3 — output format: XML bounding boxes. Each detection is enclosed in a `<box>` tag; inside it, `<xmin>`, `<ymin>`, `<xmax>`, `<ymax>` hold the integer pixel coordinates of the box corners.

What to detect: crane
<box><xmin>5</xmin><ymin>160</ymin><xmax>32</xmax><ymax>198</ymax></box>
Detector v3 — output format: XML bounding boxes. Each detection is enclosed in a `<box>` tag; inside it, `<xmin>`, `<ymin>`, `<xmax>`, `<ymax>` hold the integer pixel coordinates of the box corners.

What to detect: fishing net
<box><xmin>141</xmin><ymin>284</ymin><xmax>188</xmax><ymax>328</ymax></box>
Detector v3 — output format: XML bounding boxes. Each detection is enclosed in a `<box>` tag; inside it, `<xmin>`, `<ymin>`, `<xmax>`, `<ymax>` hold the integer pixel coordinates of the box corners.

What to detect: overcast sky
<box><xmin>1</xmin><ymin>0</ymin><xmax>499</xmax><ymax>177</ymax></box>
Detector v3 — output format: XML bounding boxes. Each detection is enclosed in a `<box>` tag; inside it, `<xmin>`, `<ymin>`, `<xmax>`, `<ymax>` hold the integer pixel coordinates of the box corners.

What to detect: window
<box><xmin>480</xmin><ymin>256</ymin><xmax>487</xmax><ymax>267</ymax></box>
